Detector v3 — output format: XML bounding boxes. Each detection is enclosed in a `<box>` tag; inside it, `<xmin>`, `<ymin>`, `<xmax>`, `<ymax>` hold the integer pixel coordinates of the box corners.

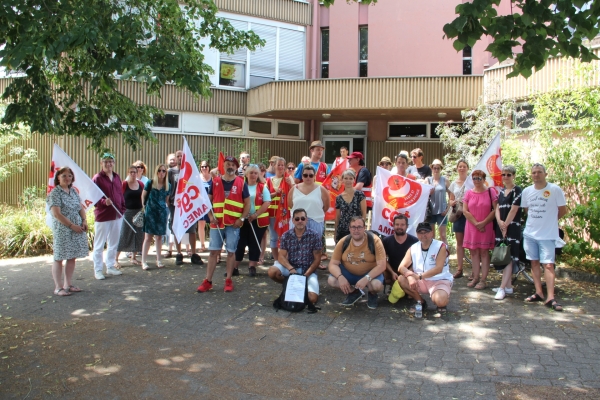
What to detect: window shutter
<box><xmin>278</xmin><ymin>28</ymin><xmax>304</xmax><ymax>81</ymax></box>
<box><xmin>249</xmin><ymin>23</ymin><xmax>277</xmax><ymax>79</ymax></box>
<box><xmin>221</xmin><ymin>19</ymin><xmax>248</xmax><ymax>63</ymax></box>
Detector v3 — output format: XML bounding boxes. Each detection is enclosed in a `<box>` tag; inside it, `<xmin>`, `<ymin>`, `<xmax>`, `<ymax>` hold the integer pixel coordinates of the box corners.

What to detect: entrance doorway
<box><xmin>322</xmin><ymin>123</ymin><xmax>367</xmax><ymax>167</ymax></box>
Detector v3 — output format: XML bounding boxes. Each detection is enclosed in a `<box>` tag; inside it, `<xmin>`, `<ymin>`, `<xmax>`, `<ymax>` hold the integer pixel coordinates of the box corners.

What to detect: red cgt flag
<box><xmin>321</xmin><ymin>161</ymin><xmax>347</xmax><ymax>221</ymax></box>
<box><xmin>275</xmin><ymin>174</ymin><xmax>292</xmax><ymax>241</ymax></box>
<box><xmin>217</xmin><ymin>152</ymin><xmax>225</xmax><ymax>175</ymax></box>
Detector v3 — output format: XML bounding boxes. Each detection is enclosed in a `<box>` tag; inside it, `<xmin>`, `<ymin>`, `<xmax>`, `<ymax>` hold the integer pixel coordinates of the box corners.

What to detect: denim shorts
<box><xmin>273</xmin><ymin>262</ymin><xmax>320</xmax><ymax>295</ymax></box>
<box><xmin>523</xmin><ymin>236</ymin><xmax>556</xmax><ymax>264</ymax></box>
<box><xmin>334</xmin><ymin>263</ymin><xmax>384</xmax><ymax>286</ymax></box>
<box><xmin>208</xmin><ymin>226</ymin><xmax>240</xmax><ymax>253</ymax></box>
<box><xmin>452</xmin><ymin>215</ymin><xmax>466</xmax><ymax>233</ymax></box>
<box><xmin>269</xmin><ymin>217</ymin><xmax>279</xmax><ymax>249</ymax></box>
<box><xmin>427</xmin><ymin>213</ymin><xmax>448</xmax><ymax>227</ymax></box>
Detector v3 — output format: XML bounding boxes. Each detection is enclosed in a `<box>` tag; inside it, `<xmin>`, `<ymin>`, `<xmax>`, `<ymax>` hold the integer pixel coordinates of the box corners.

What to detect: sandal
<box><xmin>131</xmin><ymin>259</ymin><xmax>141</xmax><ymax>266</ymax></box>
<box><xmin>114</xmin><ymin>262</ymin><xmax>122</xmax><ymax>270</ymax></box>
<box><xmin>525</xmin><ymin>293</ymin><xmax>544</xmax><ymax>303</ymax></box>
<box><xmin>164</xmin><ymin>251</ymin><xmax>172</xmax><ymax>258</ymax></box>
<box><xmin>453</xmin><ymin>270</ymin><xmax>464</xmax><ymax>279</ymax></box>
<box><xmin>545</xmin><ymin>299</ymin><xmax>563</xmax><ymax>311</ymax></box>
<box><xmin>467</xmin><ymin>279</ymin><xmax>479</xmax><ymax>288</ymax></box>
<box><xmin>433</xmin><ymin>307</ymin><xmax>447</xmax><ymax>318</ymax></box>
<box><xmin>474</xmin><ymin>281</ymin><xmax>487</xmax><ymax>290</ymax></box>
<box><xmin>157</xmin><ymin>261</ymin><xmax>165</xmax><ymax>269</ymax></box>
<box><xmin>54</xmin><ymin>288</ymin><xmax>71</xmax><ymax>297</ymax></box>
<box><xmin>66</xmin><ymin>285</ymin><xmax>82</xmax><ymax>293</ymax></box>
<box><xmin>467</xmin><ymin>274</ymin><xmax>474</xmax><ymax>281</ymax></box>
<box><xmin>142</xmin><ymin>263</ymin><xmax>150</xmax><ymax>271</ymax></box>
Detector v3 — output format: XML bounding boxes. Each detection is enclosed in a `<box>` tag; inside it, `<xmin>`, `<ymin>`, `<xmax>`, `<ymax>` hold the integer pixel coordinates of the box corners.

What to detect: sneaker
<box><xmin>175</xmin><ymin>253</ymin><xmax>184</xmax><ymax>265</ymax></box>
<box><xmin>224</xmin><ymin>268</ymin><xmax>240</xmax><ymax>277</ymax></box>
<box><xmin>341</xmin><ymin>290</ymin><xmax>363</xmax><ymax>306</ymax></box>
<box><xmin>94</xmin><ymin>271</ymin><xmax>106</xmax><ymax>280</ymax></box>
<box><xmin>197</xmin><ymin>279</ymin><xmax>212</xmax><ymax>292</ymax></box>
<box><xmin>106</xmin><ymin>267</ymin><xmax>122</xmax><ymax>276</ymax></box>
<box><xmin>492</xmin><ymin>287</ymin><xmax>513</xmax><ymax>294</ymax></box>
<box><xmin>367</xmin><ymin>292</ymin><xmax>378</xmax><ymax>309</ymax></box>
<box><xmin>224</xmin><ymin>278</ymin><xmax>234</xmax><ymax>292</ymax></box>
<box><xmin>494</xmin><ymin>288</ymin><xmax>506</xmax><ymax>300</ymax></box>
<box><xmin>249</xmin><ymin>266</ymin><xmax>257</xmax><ymax>277</ymax></box>
<box><xmin>190</xmin><ymin>254</ymin><xmax>204</xmax><ymax>265</ymax></box>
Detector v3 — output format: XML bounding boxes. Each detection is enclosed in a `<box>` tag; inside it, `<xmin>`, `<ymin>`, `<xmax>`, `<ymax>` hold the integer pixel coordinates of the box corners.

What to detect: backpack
<box><xmin>273</xmin><ymin>274</ymin><xmax>320</xmax><ymax>313</ymax></box>
<box><xmin>342</xmin><ymin>230</ymin><xmax>377</xmax><ymax>255</ymax></box>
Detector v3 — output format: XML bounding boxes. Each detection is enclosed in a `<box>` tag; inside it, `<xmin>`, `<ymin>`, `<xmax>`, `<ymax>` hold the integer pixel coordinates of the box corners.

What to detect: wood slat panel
<box><xmin>247</xmin><ymin>76</ymin><xmax>484</xmax><ymax>115</ymax></box>
<box><xmin>214</xmin><ymin>0</ymin><xmax>312</xmax><ymax>26</ymax></box>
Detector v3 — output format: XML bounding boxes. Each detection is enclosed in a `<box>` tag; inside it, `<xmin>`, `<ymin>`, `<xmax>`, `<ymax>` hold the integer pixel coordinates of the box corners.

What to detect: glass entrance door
<box><xmin>323</xmin><ymin>139</ymin><xmax>351</xmax><ymax>165</ymax></box>
<box><xmin>322</xmin><ymin>123</ymin><xmax>367</xmax><ymax>167</ymax></box>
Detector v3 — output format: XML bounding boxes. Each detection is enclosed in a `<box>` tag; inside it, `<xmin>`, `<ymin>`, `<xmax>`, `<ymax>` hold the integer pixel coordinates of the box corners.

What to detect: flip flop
<box><xmin>66</xmin><ymin>285</ymin><xmax>82</xmax><ymax>293</ymax></box>
<box><xmin>525</xmin><ymin>293</ymin><xmax>544</xmax><ymax>302</ymax></box>
<box><xmin>54</xmin><ymin>288</ymin><xmax>71</xmax><ymax>297</ymax></box>
<box><xmin>157</xmin><ymin>261</ymin><xmax>165</xmax><ymax>269</ymax></box>
<box><xmin>545</xmin><ymin>299</ymin><xmax>563</xmax><ymax>311</ymax></box>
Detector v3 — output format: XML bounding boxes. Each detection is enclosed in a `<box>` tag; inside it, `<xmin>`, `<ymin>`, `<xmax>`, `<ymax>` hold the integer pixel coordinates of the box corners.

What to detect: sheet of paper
<box><xmin>284</xmin><ymin>274</ymin><xmax>307</xmax><ymax>303</ymax></box>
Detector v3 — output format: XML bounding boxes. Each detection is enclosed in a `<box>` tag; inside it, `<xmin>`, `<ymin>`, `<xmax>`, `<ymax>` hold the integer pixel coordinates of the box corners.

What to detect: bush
<box><xmin>0</xmin><ymin>193</ymin><xmax>96</xmax><ymax>258</ymax></box>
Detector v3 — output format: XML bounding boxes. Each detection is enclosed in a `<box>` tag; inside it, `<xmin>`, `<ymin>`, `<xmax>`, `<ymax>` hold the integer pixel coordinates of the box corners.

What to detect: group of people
<box><xmin>47</xmin><ymin>142</ymin><xmax>567</xmax><ymax>313</ymax></box>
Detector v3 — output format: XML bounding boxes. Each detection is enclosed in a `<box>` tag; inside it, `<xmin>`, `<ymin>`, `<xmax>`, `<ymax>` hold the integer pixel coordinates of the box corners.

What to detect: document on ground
<box><xmin>284</xmin><ymin>275</ymin><xmax>307</xmax><ymax>303</ymax></box>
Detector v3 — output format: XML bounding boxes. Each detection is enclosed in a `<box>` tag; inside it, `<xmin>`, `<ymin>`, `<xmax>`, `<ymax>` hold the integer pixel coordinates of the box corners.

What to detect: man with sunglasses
<box><xmin>397</xmin><ymin>222</ymin><xmax>453</xmax><ymax>316</ymax></box>
<box><xmin>168</xmin><ymin>150</ymin><xmax>203</xmax><ymax>266</ymax></box>
<box><xmin>268</xmin><ymin>208</ymin><xmax>322</xmax><ymax>304</ymax></box>
<box><xmin>327</xmin><ymin>216</ymin><xmax>386</xmax><ymax>309</ymax></box>
<box><xmin>407</xmin><ymin>148</ymin><xmax>432</xmax><ymax>181</ymax></box>
<box><xmin>91</xmin><ymin>153</ymin><xmax>125</xmax><ymax>280</ymax></box>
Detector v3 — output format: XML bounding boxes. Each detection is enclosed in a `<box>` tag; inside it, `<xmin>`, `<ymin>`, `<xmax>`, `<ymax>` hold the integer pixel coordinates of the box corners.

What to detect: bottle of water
<box><xmin>415</xmin><ymin>301</ymin><xmax>422</xmax><ymax>318</ymax></box>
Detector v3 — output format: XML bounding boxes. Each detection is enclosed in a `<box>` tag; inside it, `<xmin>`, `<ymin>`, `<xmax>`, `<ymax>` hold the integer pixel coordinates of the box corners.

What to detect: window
<box><xmin>220</xmin><ymin>19</ymin><xmax>248</xmax><ymax>88</ymax></box>
<box><xmin>322</xmin><ymin>123</ymin><xmax>367</xmax><ymax>136</ymax></box>
<box><xmin>278</xmin><ymin>28</ymin><xmax>305</xmax><ymax>80</ymax></box>
<box><xmin>463</xmin><ymin>45</ymin><xmax>472</xmax><ymax>75</ymax></box>
<box><xmin>513</xmin><ymin>104</ymin><xmax>535</xmax><ymax>130</ymax></box>
<box><xmin>388</xmin><ymin>124</ymin><xmax>427</xmax><ymax>139</ymax></box>
<box><xmin>218</xmin><ymin>117</ymin><xmax>243</xmax><ymax>134</ymax></box>
<box><xmin>153</xmin><ymin>113</ymin><xmax>180</xmax><ymax>129</ymax></box>
<box><xmin>277</xmin><ymin>122</ymin><xmax>300</xmax><ymax>137</ymax></box>
<box><xmin>359</xmin><ymin>26</ymin><xmax>368</xmax><ymax>77</ymax></box>
<box><xmin>249</xmin><ymin>23</ymin><xmax>276</xmax><ymax>88</ymax></box>
<box><xmin>321</xmin><ymin>28</ymin><xmax>329</xmax><ymax>78</ymax></box>
<box><xmin>249</xmin><ymin>120</ymin><xmax>272</xmax><ymax>135</ymax></box>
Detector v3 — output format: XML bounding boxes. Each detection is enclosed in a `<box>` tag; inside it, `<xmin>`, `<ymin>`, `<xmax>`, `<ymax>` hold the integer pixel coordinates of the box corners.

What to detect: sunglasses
<box><xmin>135</xmin><ymin>166</ymin><xmax>144</xmax><ymax>169</ymax></box>
<box><xmin>502</xmin><ymin>173</ymin><xmax>513</xmax><ymax>177</ymax></box>
<box><xmin>472</xmin><ymin>177</ymin><xmax>483</xmax><ymax>181</ymax></box>
<box><xmin>201</xmin><ymin>165</ymin><xmax>209</xmax><ymax>168</ymax></box>
<box><xmin>294</xmin><ymin>217</ymin><xmax>307</xmax><ymax>221</ymax></box>
<box><xmin>158</xmin><ymin>169</ymin><xmax>167</xmax><ymax>173</ymax></box>
<box><xmin>350</xmin><ymin>226</ymin><xmax>365</xmax><ymax>230</ymax></box>
<box><xmin>411</xmin><ymin>156</ymin><xmax>418</xmax><ymax>159</ymax></box>
<box><xmin>303</xmin><ymin>174</ymin><xmax>314</xmax><ymax>178</ymax></box>
<box><xmin>288</xmin><ymin>167</ymin><xmax>294</xmax><ymax>170</ymax></box>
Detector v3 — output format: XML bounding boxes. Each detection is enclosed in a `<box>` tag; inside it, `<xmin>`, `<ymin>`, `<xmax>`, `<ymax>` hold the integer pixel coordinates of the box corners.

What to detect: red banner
<box><xmin>321</xmin><ymin>161</ymin><xmax>347</xmax><ymax>221</ymax></box>
<box><xmin>275</xmin><ymin>174</ymin><xmax>291</xmax><ymax>240</ymax></box>
<box><xmin>218</xmin><ymin>152</ymin><xmax>225</xmax><ymax>175</ymax></box>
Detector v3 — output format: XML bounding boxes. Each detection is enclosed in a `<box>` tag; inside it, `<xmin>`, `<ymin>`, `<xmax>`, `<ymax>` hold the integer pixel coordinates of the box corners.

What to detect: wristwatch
<box><xmin>418</xmin><ymin>274</ymin><xmax>423</xmax><ymax>280</ymax></box>
<box><xmin>365</xmin><ymin>274</ymin><xmax>372</xmax><ymax>282</ymax></box>
<box><xmin>240</xmin><ymin>217</ymin><xmax>245</xmax><ymax>222</ymax></box>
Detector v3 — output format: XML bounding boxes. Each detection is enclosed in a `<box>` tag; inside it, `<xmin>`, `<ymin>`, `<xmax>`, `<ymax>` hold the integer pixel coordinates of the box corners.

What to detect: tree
<box><xmin>0</xmin><ymin>104</ymin><xmax>37</xmax><ymax>183</ymax></box>
<box><xmin>0</xmin><ymin>0</ymin><xmax>263</xmax><ymax>153</ymax></box>
<box><xmin>443</xmin><ymin>0</ymin><xmax>600</xmax><ymax>78</ymax></box>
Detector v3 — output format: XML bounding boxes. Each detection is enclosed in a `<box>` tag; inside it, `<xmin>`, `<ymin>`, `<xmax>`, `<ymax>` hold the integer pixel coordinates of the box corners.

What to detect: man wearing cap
<box><xmin>168</xmin><ymin>150</ymin><xmax>204</xmax><ymax>266</ymax></box>
<box><xmin>294</xmin><ymin>141</ymin><xmax>330</xmax><ymax>184</ymax></box>
<box><xmin>332</xmin><ymin>146</ymin><xmax>350</xmax><ymax>170</ymax></box>
<box><xmin>238</xmin><ymin>152</ymin><xmax>250</xmax><ymax>177</ymax></box>
<box><xmin>407</xmin><ymin>148</ymin><xmax>432</xmax><ymax>180</ymax></box>
<box><xmin>265</xmin><ymin>156</ymin><xmax>278</xmax><ymax>178</ymax></box>
<box><xmin>91</xmin><ymin>153</ymin><xmax>126</xmax><ymax>280</ymax></box>
<box><xmin>397</xmin><ymin>222</ymin><xmax>453</xmax><ymax>315</ymax></box>
<box><xmin>327</xmin><ymin>216</ymin><xmax>386</xmax><ymax>309</ymax></box>
<box><xmin>198</xmin><ymin>156</ymin><xmax>251</xmax><ymax>293</ymax></box>
<box><xmin>347</xmin><ymin>151</ymin><xmax>373</xmax><ymax>210</ymax></box>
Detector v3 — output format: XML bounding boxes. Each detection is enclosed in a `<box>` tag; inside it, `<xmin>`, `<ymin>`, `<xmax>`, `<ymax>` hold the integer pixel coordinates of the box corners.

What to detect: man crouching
<box><xmin>327</xmin><ymin>216</ymin><xmax>386</xmax><ymax>309</ymax></box>
<box><xmin>398</xmin><ymin>222</ymin><xmax>453</xmax><ymax>315</ymax></box>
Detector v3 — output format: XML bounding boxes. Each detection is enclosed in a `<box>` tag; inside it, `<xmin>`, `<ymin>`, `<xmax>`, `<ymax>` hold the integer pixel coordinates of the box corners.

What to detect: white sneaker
<box><xmin>106</xmin><ymin>267</ymin><xmax>123</xmax><ymax>276</ymax></box>
<box><xmin>94</xmin><ymin>271</ymin><xmax>106</xmax><ymax>280</ymax></box>
<box><xmin>494</xmin><ymin>288</ymin><xmax>506</xmax><ymax>300</ymax></box>
<box><xmin>492</xmin><ymin>287</ymin><xmax>513</xmax><ymax>294</ymax></box>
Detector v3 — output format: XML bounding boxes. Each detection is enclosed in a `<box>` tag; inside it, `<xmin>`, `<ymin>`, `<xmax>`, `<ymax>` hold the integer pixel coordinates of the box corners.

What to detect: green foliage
<box><xmin>0</xmin><ymin>188</ymin><xmax>96</xmax><ymax>258</ymax></box>
<box><xmin>196</xmin><ymin>145</ymin><xmax>220</xmax><ymax>169</ymax></box>
<box><xmin>0</xmin><ymin>104</ymin><xmax>38</xmax><ymax>183</ymax></box>
<box><xmin>443</xmin><ymin>0</ymin><xmax>600</xmax><ymax>78</ymax></box>
<box><xmin>0</xmin><ymin>0</ymin><xmax>264</xmax><ymax>154</ymax></box>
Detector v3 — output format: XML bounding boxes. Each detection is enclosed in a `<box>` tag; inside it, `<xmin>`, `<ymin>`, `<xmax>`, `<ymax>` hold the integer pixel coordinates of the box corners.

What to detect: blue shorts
<box><xmin>208</xmin><ymin>226</ymin><xmax>240</xmax><ymax>253</ymax></box>
<box><xmin>427</xmin><ymin>213</ymin><xmax>448</xmax><ymax>227</ymax></box>
<box><xmin>452</xmin><ymin>215</ymin><xmax>466</xmax><ymax>233</ymax></box>
<box><xmin>334</xmin><ymin>263</ymin><xmax>384</xmax><ymax>286</ymax></box>
<box><xmin>273</xmin><ymin>262</ymin><xmax>320</xmax><ymax>295</ymax></box>
<box><xmin>523</xmin><ymin>236</ymin><xmax>556</xmax><ymax>264</ymax></box>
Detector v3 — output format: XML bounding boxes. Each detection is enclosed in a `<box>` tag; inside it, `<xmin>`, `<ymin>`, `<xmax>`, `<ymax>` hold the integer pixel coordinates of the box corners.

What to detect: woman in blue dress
<box><xmin>141</xmin><ymin>164</ymin><xmax>169</xmax><ymax>270</ymax></box>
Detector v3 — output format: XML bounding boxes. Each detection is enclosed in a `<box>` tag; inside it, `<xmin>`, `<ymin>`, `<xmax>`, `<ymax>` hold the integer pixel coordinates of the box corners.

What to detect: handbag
<box><xmin>448</xmin><ymin>184</ymin><xmax>465</xmax><ymax>223</ymax></box>
<box><xmin>132</xmin><ymin>210</ymin><xmax>145</xmax><ymax>228</ymax></box>
<box><xmin>491</xmin><ymin>239</ymin><xmax>512</xmax><ymax>266</ymax></box>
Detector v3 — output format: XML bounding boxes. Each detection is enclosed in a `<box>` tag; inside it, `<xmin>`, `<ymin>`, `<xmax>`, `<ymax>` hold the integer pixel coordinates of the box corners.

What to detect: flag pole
<box><xmin>250</xmin><ymin>222</ymin><xmax>262</xmax><ymax>253</ymax></box>
<box><xmin>108</xmin><ymin>199</ymin><xmax>136</xmax><ymax>233</ymax></box>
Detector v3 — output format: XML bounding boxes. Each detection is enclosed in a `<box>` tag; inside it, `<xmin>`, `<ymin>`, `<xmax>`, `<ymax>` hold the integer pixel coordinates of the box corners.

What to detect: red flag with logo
<box><xmin>275</xmin><ymin>174</ymin><xmax>291</xmax><ymax>241</ymax></box>
<box><xmin>321</xmin><ymin>161</ymin><xmax>347</xmax><ymax>220</ymax></box>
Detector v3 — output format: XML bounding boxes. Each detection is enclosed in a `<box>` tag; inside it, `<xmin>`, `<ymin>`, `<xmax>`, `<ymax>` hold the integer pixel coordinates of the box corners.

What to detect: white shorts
<box><xmin>273</xmin><ymin>262</ymin><xmax>320</xmax><ymax>295</ymax></box>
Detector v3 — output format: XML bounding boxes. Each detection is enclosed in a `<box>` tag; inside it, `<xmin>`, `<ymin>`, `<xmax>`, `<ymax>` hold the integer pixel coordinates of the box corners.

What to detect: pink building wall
<box><xmin>317</xmin><ymin>0</ymin><xmax>514</xmax><ymax>78</ymax></box>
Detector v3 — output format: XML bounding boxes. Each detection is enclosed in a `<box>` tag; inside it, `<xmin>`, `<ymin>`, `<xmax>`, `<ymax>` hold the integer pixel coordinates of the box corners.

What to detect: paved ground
<box><xmin>1</xmin><ymin>242</ymin><xmax>600</xmax><ymax>399</ymax></box>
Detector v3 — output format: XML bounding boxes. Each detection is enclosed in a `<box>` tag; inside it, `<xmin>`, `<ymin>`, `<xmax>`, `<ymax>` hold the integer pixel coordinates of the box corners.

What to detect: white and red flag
<box><xmin>464</xmin><ymin>133</ymin><xmax>503</xmax><ymax>192</ymax></box>
<box><xmin>371</xmin><ymin>167</ymin><xmax>433</xmax><ymax>237</ymax></box>
<box><xmin>172</xmin><ymin>137</ymin><xmax>211</xmax><ymax>242</ymax></box>
<box><xmin>321</xmin><ymin>160</ymin><xmax>347</xmax><ymax>221</ymax></box>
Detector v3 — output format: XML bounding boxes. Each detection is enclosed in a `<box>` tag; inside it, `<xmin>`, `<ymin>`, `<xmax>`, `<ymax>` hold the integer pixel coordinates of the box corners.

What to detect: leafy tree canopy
<box><xmin>0</xmin><ymin>0</ymin><xmax>263</xmax><ymax>153</ymax></box>
<box><xmin>323</xmin><ymin>0</ymin><xmax>600</xmax><ymax>79</ymax></box>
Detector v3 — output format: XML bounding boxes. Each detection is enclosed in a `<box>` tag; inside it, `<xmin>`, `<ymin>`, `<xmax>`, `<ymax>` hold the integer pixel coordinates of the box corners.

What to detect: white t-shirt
<box><xmin>521</xmin><ymin>183</ymin><xmax>566</xmax><ymax>240</ymax></box>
